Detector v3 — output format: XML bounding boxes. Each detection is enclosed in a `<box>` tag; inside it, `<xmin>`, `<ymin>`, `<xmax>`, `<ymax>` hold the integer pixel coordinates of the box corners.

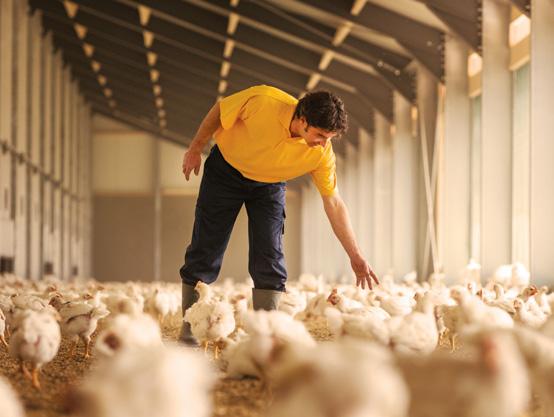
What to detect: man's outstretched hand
<box><xmin>350</xmin><ymin>254</ymin><xmax>380</xmax><ymax>290</ymax></box>
<box><xmin>182</xmin><ymin>149</ymin><xmax>202</xmax><ymax>181</ymax></box>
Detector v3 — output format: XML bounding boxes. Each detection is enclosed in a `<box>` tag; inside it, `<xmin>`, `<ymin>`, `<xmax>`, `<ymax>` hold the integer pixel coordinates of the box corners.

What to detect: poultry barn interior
<box><xmin>1</xmin><ymin>0</ymin><xmax>553</xmax><ymax>416</ymax></box>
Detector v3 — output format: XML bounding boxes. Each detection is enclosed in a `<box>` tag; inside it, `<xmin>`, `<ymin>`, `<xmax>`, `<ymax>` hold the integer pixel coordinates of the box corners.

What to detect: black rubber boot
<box><xmin>252</xmin><ymin>288</ymin><xmax>282</xmax><ymax>311</ymax></box>
<box><xmin>179</xmin><ymin>283</ymin><xmax>200</xmax><ymax>346</ymax></box>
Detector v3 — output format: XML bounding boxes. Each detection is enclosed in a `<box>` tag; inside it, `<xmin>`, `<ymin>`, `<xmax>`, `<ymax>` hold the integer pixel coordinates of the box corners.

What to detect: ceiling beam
<box><xmin>512</xmin><ymin>0</ymin><xmax>531</xmax><ymax>16</ymax></box>
<box><xmin>39</xmin><ymin>4</ymin><xmax>310</xmax><ymax>97</ymax></box>
<box><xmin>416</xmin><ymin>0</ymin><xmax>481</xmax><ymax>52</ymax></box>
<box><xmin>185</xmin><ymin>0</ymin><xmax>415</xmax><ymax>104</ymax></box>
<box><xmin>277</xmin><ymin>0</ymin><xmax>444</xmax><ymax>81</ymax></box>
<box><xmin>325</xmin><ymin>60</ymin><xmax>393</xmax><ymax>121</ymax></box>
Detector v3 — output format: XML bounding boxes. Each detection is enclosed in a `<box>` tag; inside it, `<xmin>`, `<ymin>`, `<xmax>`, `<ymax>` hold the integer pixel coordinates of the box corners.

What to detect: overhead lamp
<box><xmin>306</xmin><ymin>73</ymin><xmax>321</xmax><ymax>90</ymax></box>
<box><xmin>138</xmin><ymin>5</ymin><xmax>152</xmax><ymax>26</ymax></box>
<box><xmin>91</xmin><ymin>60</ymin><xmax>101</xmax><ymax>73</ymax></box>
<box><xmin>509</xmin><ymin>14</ymin><xmax>530</xmax><ymax>47</ymax></box>
<box><xmin>143</xmin><ymin>30</ymin><xmax>154</xmax><ymax>48</ymax></box>
<box><xmin>218</xmin><ymin>80</ymin><xmax>228</xmax><ymax>94</ymax></box>
<box><xmin>467</xmin><ymin>52</ymin><xmax>482</xmax><ymax>77</ymax></box>
<box><xmin>350</xmin><ymin>0</ymin><xmax>367</xmax><ymax>16</ymax></box>
<box><xmin>147</xmin><ymin>52</ymin><xmax>158</xmax><ymax>67</ymax></box>
<box><xmin>97</xmin><ymin>75</ymin><xmax>107</xmax><ymax>86</ymax></box>
<box><xmin>220</xmin><ymin>61</ymin><xmax>231</xmax><ymax>78</ymax></box>
<box><xmin>63</xmin><ymin>1</ymin><xmax>78</xmax><ymax>18</ymax></box>
<box><xmin>333</xmin><ymin>22</ymin><xmax>353</xmax><ymax>46</ymax></box>
<box><xmin>318</xmin><ymin>50</ymin><xmax>334</xmax><ymax>71</ymax></box>
<box><xmin>227</xmin><ymin>12</ymin><xmax>240</xmax><ymax>35</ymax></box>
<box><xmin>150</xmin><ymin>69</ymin><xmax>160</xmax><ymax>83</ymax></box>
<box><xmin>82</xmin><ymin>43</ymin><xmax>94</xmax><ymax>57</ymax></box>
<box><xmin>153</xmin><ymin>84</ymin><xmax>162</xmax><ymax>96</ymax></box>
<box><xmin>74</xmin><ymin>23</ymin><xmax>87</xmax><ymax>40</ymax></box>
<box><xmin>223</xmin><ymin>39</ymin><xmax>235</xmax><ymax>58</ymax></box>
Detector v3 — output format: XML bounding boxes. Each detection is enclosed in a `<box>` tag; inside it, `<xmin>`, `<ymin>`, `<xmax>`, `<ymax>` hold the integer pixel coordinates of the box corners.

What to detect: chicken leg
<box><xmin>0</xmin><ymin>334</ymin><xmax>7</xmax><ymax>348</ymax></box>
<box><xmin>449</xmin><ymin>333</ymin><xmax>457</xmax><ymax>352</ymax></box>
<box><xmin>70</xmin><ymin>337</ymin><xmax>78</xmax><ymax>356</ymax></box>
<box><xmin>31</xmin><ymin>365</ymin><xmax>41</xmax><ymax>390</ymax></box>
<box><xmin>84</xmin><ymin>337</ymin><xmax>92</xmax><ymax>359</ymax></box>
<box><xmin>214</xmin><ymin>344</ymin><xmax>220</xmax><ymax>360</ymax></box>
<box><xmin>202</xmin><ymin>341</ymin><xmax>209</xmax><ymax>355</ymax></box>
<box><xmin>20</xmin><ymin>361</ymin><xmax>31</xmax><ymax>380</ymax></box>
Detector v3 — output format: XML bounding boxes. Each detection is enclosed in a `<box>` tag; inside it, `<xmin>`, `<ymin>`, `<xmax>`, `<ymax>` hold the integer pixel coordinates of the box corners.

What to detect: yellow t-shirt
<box><xmin>214</xmin><ymin>85</ymin><xmax>338</xmax><ymax>196</ymax></box>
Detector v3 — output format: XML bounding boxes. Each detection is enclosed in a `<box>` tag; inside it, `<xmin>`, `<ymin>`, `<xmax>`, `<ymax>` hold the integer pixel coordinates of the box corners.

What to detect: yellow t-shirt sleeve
<box><xmin>219</xmin><ymin>87</ymin><xmax>265</xmax><ymax>130</ymax></box>
<box><xmin>310</xmin><ymin>144</ymin><xmax>338</xmax><ymax>196</ymax></box>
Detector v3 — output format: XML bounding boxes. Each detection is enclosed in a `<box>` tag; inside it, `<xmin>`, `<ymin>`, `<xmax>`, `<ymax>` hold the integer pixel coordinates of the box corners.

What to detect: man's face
<box><xmin>300</xmin><ymin>118</ymin><xmax>336</xmax><ymax>148</ymax></box>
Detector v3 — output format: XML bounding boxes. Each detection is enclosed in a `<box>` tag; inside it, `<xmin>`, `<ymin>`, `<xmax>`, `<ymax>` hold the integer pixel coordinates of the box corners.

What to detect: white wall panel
<box><xmin>392</xmin><ymin>93</ymin><xmax>418</xmax><ymax>277</ymax></box>
<box><xmin>481</xmin><ymin>0</ymin><xmax>512</xmax><ymax>277</ymax></box>
<box><xmin>93</xmin><ymin>132</ymin><xmax>155</xmax><ymax>193</ymax></box>
<box><xmin>0</xmin><ymin>0</ymin><xmax>15</xmax><ymax>262</ymax></box>
<box><xmin>14</xmin><ymin>0</ymin><xmax>30</xmax><ymax>276</ymax></box>
<box><xmin>357</xmin><ymin>128</ymin><xmax>373</xmax><ymax>265</ymax></box>
<box><xmin>530</xmin><ymin>0</ymin><xmax>554</xmax><ymax>284</ymax></box>
<box><xmin>441</xmin><ymin>35</ymin><xmax>471</xmax><ymax>280</ymax></box>
<box><xmin>373</xmin><ymin>113</ymin><xmax>393</xmax><ymax>277</ymax></box>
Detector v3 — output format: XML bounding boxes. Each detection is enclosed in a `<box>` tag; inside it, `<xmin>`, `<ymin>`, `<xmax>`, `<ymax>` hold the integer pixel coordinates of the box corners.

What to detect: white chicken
<box><xmin>229</xmin><ymin>293</ymin><xmax>249</xmax><ymax>328</ymax></box>
<box><xmin>484</xmin><ymin>283</ymin><xmax>516</xmax><ymax>314</ymax></box>
<box><xmin>145</xmin><ymin>288</ymin><xmax>172</xmax><ymax>325</ymax></box>
<box><xmin>72</xmin><ymin>346</ymin><xmax>215</xmax><ymax>417</ymax></box>
<box><xmin>535</xmin><ymin>286</ymin><xmax>552</xmax><ymax>316</ymax></box>
<box><xmin>396</xmin><ymin>329</ymin><xmax>530</xmax><ymax>417</ymax></box>
<box><xmin>0</xmin><ymin>376</ymin><xmax>24</xmax><ymax>417</ymax></box>
<box><xmin>184</xmin><ymin>282</ymin><xmax>235</xmax><ymax>358</ymax></box>
<box><xmin>325</xmin><ymin>307</ymin><xmax>389</xmax><ymax>345</ymax></box>
<box><xmin>492</xmin><ymin>262</ymin><xmax>530</xmax><ymax>288</ymax></box>
<box><xmin>268</xmin><ymin>340</ymin><xmax>409</xmax><ymax>417</ymax></box>
<box><xmin>450</xmin><ymin>288</ymin><xmax>514</xmax><ymax>329</ymax></box>
<box><xmin>102</xmin><ymin>293</ymin><xmax>143</xmax><ymax>316</ymax></box>
<box><xmin>9</xmin><ymin>310</ymin><xmax>61</xmax><ymax>390</ymax></box>
<box><xmin>460</xmin><ymin>258</ymin><xmax>481</xmax><ymax>285</ymax></box>
<box><xmin>297</xmin><ymin>273</ymin><xmax>325</xmax><ymax>294</ymax></box>
<box><xmin>297</xmin><ymin>293</ymin><xmax>330</xmax><ymax>320</ymax></box>
<box><xmin>513</xmin><ymin>297</ymin><xmax>547</xmax><ymax>328</ymax></box>
<box><xmin>50</xmin><ymin>295</ymin><xmax>110</xmax><ymax>358</ymax></box>
<box><xmin>376</xmin><ymin>291</ymin><xmax>414</xmax><ymax>317</ymax></box>
<box><xmin>224</xmin><ymin>310</ymin><xmax>315</xmax><ymax>380</ymax></box>
<box><xmin>387</xmin><ymin>292</ymin><xmax>439</xmax><ymax>355</ymax></box>
<box><xmin>278</xmin><ymin>289</ymin><xmax>307</xmax><ymax>317</ymax></box>
<box><xmin>325</xmin><ymin>288</ymin><xmax>365</xmax><ymax>313</ymax></box>
<box><xmin>0</xmin><ymin>295</ymin><xmax>14</xmax><ymax>334</ymax></box>
<box><xmin>434</xmin><ymin>303</ymin><xmax>464</xmax><ymax>351</ymax></box>
<box><xmin>94</xmin><ymin>313</ymin><xmax>163</xmax><ymax>358</ymax></box>
<box><xmin>512</xmin><ymin>326</ymin><xmax>554</xmax><ymax>417</ymax></box>
<box><xmin>0</xmin><ymin>308</ymin><xmax>8</xmax><ymax>347</ymax></box>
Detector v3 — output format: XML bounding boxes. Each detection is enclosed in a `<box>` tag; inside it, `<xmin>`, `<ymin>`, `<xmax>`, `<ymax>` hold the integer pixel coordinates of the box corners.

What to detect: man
<box><xmin>179</xmin><ymin>85</ymin><xmax>379</xmax><ymax>345</ymax></box>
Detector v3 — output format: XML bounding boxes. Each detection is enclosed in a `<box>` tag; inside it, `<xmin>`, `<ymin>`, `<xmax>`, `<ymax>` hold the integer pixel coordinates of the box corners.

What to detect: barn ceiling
<box><xmin>29</xmin><ymin>0</ymin><xmax>482</xmax><ymax>151</ymax></box>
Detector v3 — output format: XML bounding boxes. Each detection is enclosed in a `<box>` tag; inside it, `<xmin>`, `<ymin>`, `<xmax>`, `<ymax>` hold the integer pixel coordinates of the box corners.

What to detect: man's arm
<box><xmin>322</xmin><ymin>193</ymin><xmax>379</xmax><ymax>289</ymax></box>
<box><xmin>182</xmin><ymin>102</ymin><xmax>221</xmax><ymax>180</ymax></box>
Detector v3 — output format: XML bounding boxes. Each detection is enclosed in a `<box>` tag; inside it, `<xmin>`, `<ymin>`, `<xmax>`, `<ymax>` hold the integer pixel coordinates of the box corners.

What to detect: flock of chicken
<box><xmin>0</xmin><ymin>261</ymin><xmax>554</xmax><ymax>417</ymax></box>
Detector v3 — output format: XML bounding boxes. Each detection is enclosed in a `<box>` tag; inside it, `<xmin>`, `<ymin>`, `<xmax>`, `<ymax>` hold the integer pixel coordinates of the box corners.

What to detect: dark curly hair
<box><xmin>293</xmin><ymin>91</ymin><xmax>348</xmax><ymax>136</ymax></box>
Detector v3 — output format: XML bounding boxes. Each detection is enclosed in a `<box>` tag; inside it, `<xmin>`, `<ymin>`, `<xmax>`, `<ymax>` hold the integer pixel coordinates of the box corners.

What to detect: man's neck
<box><xmin>289</xmin><ymin>117</ymin><xmax>300</xmax><ymax>137</ymax></box>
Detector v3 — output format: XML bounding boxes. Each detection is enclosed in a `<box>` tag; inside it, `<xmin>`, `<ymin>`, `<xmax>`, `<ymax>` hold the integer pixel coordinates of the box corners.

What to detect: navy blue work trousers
<box><xmin>179</xmin><ymin>145</ymin><xmax>287</xmax><ymax>291</ymax></box>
